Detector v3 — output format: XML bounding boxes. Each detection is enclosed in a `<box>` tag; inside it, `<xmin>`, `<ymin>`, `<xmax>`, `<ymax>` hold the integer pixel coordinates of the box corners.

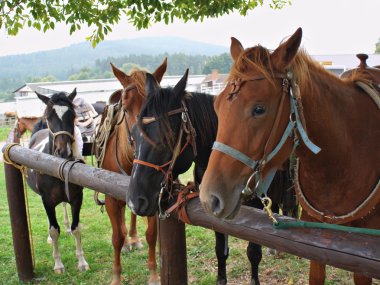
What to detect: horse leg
<box><xmin>106</xmin><ymin>195</ymin><xmax>126</xmax><ymax>285</ymax></box>
<box><xmin>43</xmin><ymin>200</ymin><xmax>65</xmax><ymax>273</ymax></box>
<box><xmin>353</xmin><ymin>273</ymin><xmax>372</xmax><ymax>285</ymax></box>
<box><xmin>70</xmin><ymin>194</ymin><xmax>89</xmax><ymax>272</ymax></box>
<box><xmin>146</xmin><ymin>216</ymin><xmax>159</xmax><ymax>285</ymax></box>
<box><xmin>215</xmin><ymin>231</ymin><xmax>229</xmax><ymax>285</ymax></box>
<box><xmin>62</xmin><ymin>202</ymin><xmax>71</xmax><ymax>233</ymax></box>
<box><xmin>127</xmin><ymin>213</ymin><xmax>143</xmax><ymax>250</ymax></box>
<box><xmin>47</xmin><ymin>218</ymin><xmax>52</xmax><ymax>244</ymax></box>
<box><xmin>121</xmin><ymin>210</ymin><xmax>131</xmax><ymax>252</ymax></box>
<box><xmin>309</xmin><ymin>261</ymin><xmax>326</xmax><ymax>285</ymax></box>
<box><xmin>247</xmin><ymin>242</ymin><xmax>262</xmax><ymax>285</ymax></box>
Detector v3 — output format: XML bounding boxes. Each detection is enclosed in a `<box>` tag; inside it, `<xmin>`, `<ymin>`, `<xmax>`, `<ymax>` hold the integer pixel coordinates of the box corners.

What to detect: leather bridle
<box><xmin>133</xmin><ymin>100</ymin><xmax>197</xmax><ymax>219</ymax></box>
<box><xmin>47</xmin><ymin>120</ymin><xmax>75</xmax><ymax>156</ymax></box>
<box><xmin>212</xmin><ymin>71</ymin><xmax>321</xmax><ymax>199</ymax></box>
<box><xmin>46</xmin><ymin>110</ymin><xmax>78</xmax><ymax>202</ymax></box>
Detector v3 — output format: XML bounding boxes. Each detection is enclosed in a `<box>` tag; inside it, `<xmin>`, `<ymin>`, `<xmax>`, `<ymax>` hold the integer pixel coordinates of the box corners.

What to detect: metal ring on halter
<box><xmin>242</xmin><ymin>170</ymin><xmax>259</xmax><ymax>196</ymax></box>
<box><xmin>158</xmin><ymin>185</ymin><xmax>170</xmax><ymax>220</ymax></box>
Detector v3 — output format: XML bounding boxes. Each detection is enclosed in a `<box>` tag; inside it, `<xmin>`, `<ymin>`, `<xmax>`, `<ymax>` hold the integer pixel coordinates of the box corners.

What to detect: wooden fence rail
<box><xmin>3</xmin><ymin>143</ymin><xmax>380</xmax><ymax>284</ymax></box>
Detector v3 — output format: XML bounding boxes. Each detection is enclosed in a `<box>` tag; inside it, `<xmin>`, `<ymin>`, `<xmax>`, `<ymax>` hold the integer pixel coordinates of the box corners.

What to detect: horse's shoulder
<box><xmin>29</xmin><ymin>129</ymin><xmax>49</xmax><ymax>151</ymax></box>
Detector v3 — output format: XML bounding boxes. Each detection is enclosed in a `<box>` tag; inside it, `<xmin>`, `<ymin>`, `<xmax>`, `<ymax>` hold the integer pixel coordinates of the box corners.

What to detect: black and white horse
<box><xmin>26</xmin><ymin>89</ymin><xmax>89</xmax><ymax>273</ymax></box>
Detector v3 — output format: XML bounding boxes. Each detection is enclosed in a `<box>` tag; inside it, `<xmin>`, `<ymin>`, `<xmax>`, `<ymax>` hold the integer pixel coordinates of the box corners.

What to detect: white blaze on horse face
<box><xmin>53</xmin><ymin>105</ymin><xmax>69</xmax><ymax>121</ymax></box>
<box><xmin>132</xmin><ymin>131</ymin><xmax>144</xmax><ymax>181</ymax></box>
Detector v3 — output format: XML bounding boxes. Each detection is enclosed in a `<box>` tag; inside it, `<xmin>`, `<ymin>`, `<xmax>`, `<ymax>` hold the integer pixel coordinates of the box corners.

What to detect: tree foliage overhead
<box><xmin>1</xmin><ymin>0</ymin><xmax>290</xmax><ymax>46</ymax></box>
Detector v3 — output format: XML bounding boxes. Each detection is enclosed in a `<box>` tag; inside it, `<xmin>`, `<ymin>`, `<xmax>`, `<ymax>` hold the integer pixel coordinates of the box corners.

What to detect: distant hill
<box><xmin>0</xmin><ymin>36</ymin><xmax>228</xmax><ymax>80</ymax></box>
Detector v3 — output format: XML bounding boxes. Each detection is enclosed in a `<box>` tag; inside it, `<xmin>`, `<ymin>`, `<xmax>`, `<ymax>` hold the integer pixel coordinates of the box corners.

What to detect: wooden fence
<box><xmin>3</xmin><ymin>142</ymin><xmax>380</xmax><ymax>284</ymax></box>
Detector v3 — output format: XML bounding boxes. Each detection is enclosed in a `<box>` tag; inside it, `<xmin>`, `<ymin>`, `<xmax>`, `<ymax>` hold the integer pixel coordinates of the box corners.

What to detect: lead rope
<box><xmin>274</xmin><ymin>218</ymin><xmax>380</xmax><ymax>236</ymax></box>
<box><xmin>3</xmin><ymin>143</ymin><xmax>36</xmax><ymax>268</ymax></box>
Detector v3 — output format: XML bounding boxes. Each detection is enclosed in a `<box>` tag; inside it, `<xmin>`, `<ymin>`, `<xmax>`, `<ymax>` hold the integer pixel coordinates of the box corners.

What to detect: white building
<box><xmin>8</xmin><ymin>53</ymin><xmax>380</xmax><ymax>118</ymax></box>
<box><xmin>12</xmin><ymin>75</ymin><xmax>209</xmax><ymax>117</ymax></box>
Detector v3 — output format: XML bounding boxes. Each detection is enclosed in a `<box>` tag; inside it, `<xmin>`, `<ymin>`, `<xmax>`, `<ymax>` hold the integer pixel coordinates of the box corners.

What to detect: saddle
<box><xmin>73</xmin><ymin>98</ymin><xmax>99</xmax><ymax>142</ymax></box>
<box><xmin>93</xmin><ymin>90</ymin><xmax>123</xmax><ymax>167</ymax></box>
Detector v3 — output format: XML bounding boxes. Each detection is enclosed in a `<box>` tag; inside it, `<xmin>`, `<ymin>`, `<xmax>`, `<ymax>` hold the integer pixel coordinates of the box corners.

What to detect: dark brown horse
<box><xmin>26</xmin><ymin>89</ymin><xmax>89</xmax><ymax>273</ymax></box>
<box><xmin>95</xmin><ymin>59</ymin><xmax>167</xmax><ymax>285</ymax></box>
<box><xmin>15</xmin><ymin>115</ymin><xmax>73</xmax><ymax>239</ymax></box>
<box><xmin>200</xmin><ymin>28</ymin><xmax>380</xmax><ymax>285</ymax></box>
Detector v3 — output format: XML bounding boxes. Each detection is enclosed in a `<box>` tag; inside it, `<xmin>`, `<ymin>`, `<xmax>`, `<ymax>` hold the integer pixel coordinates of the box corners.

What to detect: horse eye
<box><xmin>252</xmin><ymin>105</ymin><xmax>266</xmax><ymax>117</ymax></box>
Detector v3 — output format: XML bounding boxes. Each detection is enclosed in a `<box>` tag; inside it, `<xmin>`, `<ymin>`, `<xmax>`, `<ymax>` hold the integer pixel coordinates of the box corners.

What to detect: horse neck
<box><xmin>186</xmin><ymin>93</ymin><xmax>218</xmax><ymax>173</ymax></box>
<box><xmin>115</xmin><ymin>110</ymin><xmax>134</xmax><ymax>173</ymax></box>
<box><xmin>295</xmin><ymin>69</ymin><xmax>380</xmax><ymax>216</ymax></box>
<box><xmin>25</xmin><ymin>118</ymin><xmax>39</xmax><ymax>132</ymax></box>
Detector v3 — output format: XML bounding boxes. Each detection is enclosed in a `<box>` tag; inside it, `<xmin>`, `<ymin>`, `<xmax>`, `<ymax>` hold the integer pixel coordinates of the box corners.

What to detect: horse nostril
<box><xmin>136</xmin><ymin>196</ymin><xmax>150</xmax><ymax>215</ymax></box>
<box><xmin>210</xmin><ymin>194</ymin><xmax>224</xmax><ymax>217</ymax></box>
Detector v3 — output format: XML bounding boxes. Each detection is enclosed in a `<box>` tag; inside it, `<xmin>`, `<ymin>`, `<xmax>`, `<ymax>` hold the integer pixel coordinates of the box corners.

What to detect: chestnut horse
<box><xmin>200</xmin><ymin>28</ymin><xmax>380</xmax><ymax>285</ymax></box>
<box><xmin>15</xmin><ymin>116</ymin><xmax>41</xmax><ymax>138</ymax></box>
<box><xmin>94</xmin><ymin>59</ymin><xmax>167</xmax><ymax>285</ymax></box>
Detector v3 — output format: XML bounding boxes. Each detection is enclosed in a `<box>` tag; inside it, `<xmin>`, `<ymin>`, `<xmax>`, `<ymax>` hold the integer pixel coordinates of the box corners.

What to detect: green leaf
<box><xmin>33</xmin><ymin>22</ymin><xmax>41</xmax><ymax>30</ymax></box>
<box><xmin>69</xmin><ymin>24</ymin><xmax>76</xmax><ymax>34</ymax></box>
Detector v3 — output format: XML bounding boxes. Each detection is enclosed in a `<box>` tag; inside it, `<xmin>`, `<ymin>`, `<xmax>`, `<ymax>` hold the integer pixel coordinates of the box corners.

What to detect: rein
<box><xmin>133</xmin><ymin>100</ymin><xmax>197</xmax><ymax>219</ymax></box>
<box><xmin>212</xmin><ymin>71</ymin><xmax>321</xmax><ymax>207</ymax></box>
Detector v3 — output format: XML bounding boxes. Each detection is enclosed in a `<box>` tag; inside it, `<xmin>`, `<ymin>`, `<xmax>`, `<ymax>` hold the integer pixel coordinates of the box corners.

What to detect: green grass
<box><xmin>0</xmin><ymin>162</ymin><xmax>378</xmax><ymax>285</ymax></box>
<box><xmin>0</xmin><ymin>126</ymin><xmax>11</xmax><ymax>141</ymax></box>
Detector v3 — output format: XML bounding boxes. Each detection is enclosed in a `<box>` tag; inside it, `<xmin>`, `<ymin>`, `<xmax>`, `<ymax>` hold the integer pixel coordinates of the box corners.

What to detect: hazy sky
<box><xmin>0</xmin><ymin>0</ymin><xmax>379</xmax><ymax>56</ymax></box>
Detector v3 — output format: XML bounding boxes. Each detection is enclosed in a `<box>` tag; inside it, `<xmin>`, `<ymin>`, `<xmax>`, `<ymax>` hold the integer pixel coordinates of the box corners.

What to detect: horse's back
<box><xmin>29</xmin><ymin>129</ymin><xmax>49</xmax><ymax>152</ymax></box>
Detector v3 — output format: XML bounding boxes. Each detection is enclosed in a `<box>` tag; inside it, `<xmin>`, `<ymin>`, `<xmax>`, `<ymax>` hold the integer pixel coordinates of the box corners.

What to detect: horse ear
<box><xmin>67</xmin><ymin>88</ymin><xmax>77</xmax><ymax>102</ymax></box>
<box><xmin>152</xmin><ymin>57</ymin><xmax>167</xmax><ymax>83</ymax></box>
<box><xmin>36</xmin><ymin>92</ymin><xmax>50</xmax><ymax>105</ymax></box>
<box><xmin>145</xmin><ymin>72</ymin><xmax>160</xmax><ymax>98</ymax></box>
<box><xmin>111</xmin><ymin>63</ymin><xmax>132</xmax><ymax>87</ymax></box>
<box><xmin>230</xmin><ymin>37</ymin><xmax>244</xmax><ymax>62</ymax></box>
<box><xmin>172</xmin><ymin>69</ymin><xmax>188</xmax><ymax>100</ymax></box>
<box><xmin>270</xmin><ymin>28</ymin><xmax>302</xmax><ymax>71</ymax></box>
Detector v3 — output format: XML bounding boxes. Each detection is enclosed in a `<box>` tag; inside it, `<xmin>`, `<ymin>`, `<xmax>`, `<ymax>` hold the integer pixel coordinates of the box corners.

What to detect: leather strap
<box><xmin>295</xmin><ymin>160</ymin><xmax>380</xmax><ymax>224</ymax></box>
<box><xmin>165</xmin><ymin>183</ymin><xmax>199</xmax><ymax>224</ymax></box>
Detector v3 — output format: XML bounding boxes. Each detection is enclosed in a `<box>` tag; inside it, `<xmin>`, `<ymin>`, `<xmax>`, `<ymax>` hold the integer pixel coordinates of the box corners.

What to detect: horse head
<box><xmin>201</xmin><ymin>28</ymin><xmax>304</xmax><ymax>219</ymax></box>
<box><xmin>111</xmin><ymin>58</ymin><xmax>167</xmax><ymax>117</ymax></box>
<box><xmin>36</xmin><ymin>89</ymin><xmax>77</xmax><ymax>158</ymax></box>
<box><xmin>128</xmin><ymin>70</ymin><xmax>195</xmax><ymax>216</ymax></box>
<box><xmin>15</xmin><ymin>118</ymin><xmax>26</xmax><ymax>138</ymax></box>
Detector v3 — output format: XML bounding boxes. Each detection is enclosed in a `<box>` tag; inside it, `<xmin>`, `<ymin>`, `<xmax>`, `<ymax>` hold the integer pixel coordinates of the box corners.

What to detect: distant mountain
<box><xmin>0</xmin><ymin>37</ymin><xmax>228</xmax><ymax>80</ymax></box>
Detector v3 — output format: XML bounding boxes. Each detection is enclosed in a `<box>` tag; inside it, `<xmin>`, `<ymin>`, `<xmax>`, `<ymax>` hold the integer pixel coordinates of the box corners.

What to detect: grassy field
<box><xmin>0</xmin><ymin>126</ymin><xmax>11</xmax><ymax>141</ymax></box>
<box><xmin>0</xmin><ymin>160</ymin><xmax>378</xmax><ymax>285</ymax></box>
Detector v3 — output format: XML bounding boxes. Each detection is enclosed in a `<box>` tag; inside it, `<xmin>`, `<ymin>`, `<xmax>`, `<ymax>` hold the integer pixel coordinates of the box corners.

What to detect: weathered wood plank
<box><xmin>184</xmin><ymin>198</ymin><xmax>380</xmax><ymax>279</ymax></box>
<box><xmin>4</xmin><ymin>143</ymin><xmax>380</xmax><ymax>280</ymax></box>
<box><xmin>2</xmin><ymin>143</ymin><xmax>129</xmax><ymax>201</ymax></box>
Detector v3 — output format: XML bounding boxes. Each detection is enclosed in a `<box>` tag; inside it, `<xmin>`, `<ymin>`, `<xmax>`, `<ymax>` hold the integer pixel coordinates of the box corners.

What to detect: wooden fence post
<box><xmin>159</xmin><ymin>217</ymin><xmax>187</xmax><ymax>285</ymax></box>
<box><xmin>4</xmin><ymin>135</ymin><xmax>34</xmax><ymax>282</ymax></box>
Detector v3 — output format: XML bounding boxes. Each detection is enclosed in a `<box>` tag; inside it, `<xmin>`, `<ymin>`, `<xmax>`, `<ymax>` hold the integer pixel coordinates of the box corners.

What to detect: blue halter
<box><xmin>212</xmin><ymin>71</ymin><xmax>321</xmax><ymax>198</ymax></box>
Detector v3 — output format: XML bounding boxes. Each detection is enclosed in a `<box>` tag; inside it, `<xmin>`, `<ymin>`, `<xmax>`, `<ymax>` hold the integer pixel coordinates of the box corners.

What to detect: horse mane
<box><xmin>228</xmin><ymin>44</ymin><xmax>371</xmax><ymax>95</ymax></box>
<box><xmin>31</xmin><ymin>118</ymin><xmax>47</xmax><ymax>136</ymax></box>
<box><xmin>186</xmin><ymin>92</ymin><xmax>217</xmax><ymax>148</ymax></box>
<box><xmin>129</xmin><ymin>69</ymin><xmax>147</xmax><ymax>98</ymax></box>
<box><xmin>138</xmin><ymin>88</ymin><xmax>216</xmax><ymax>151</ymax></box>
